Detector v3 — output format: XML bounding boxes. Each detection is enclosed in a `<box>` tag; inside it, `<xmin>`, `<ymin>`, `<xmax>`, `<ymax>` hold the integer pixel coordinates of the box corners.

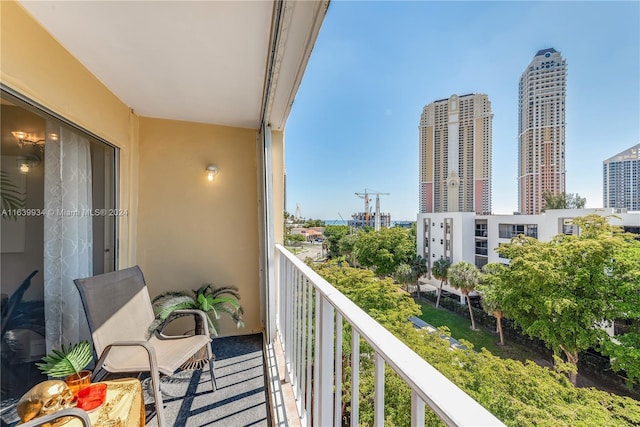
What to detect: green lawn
<box><xmin>284</xmin><ymin>245</ymin><xmax>306</xmax><ymax>255</ymax></box>
<box><xmin>418</xmin><ymin>302</ymin><xmax>546</xmax><ymax>363</ymax></box>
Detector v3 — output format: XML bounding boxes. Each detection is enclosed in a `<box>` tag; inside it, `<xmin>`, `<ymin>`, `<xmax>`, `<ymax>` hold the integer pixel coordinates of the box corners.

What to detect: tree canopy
<box><xmin>478</xmin><ymin>263</ymin><xmax>508</xmax><ymax>345</ymax></box>
<box><xmin>323</xmin><ymin>225</ymin><xmax>350</xmax><ymax>259</ymax></box>
<box><xmin>491</xmin><ymin>214</ymin><xmax>640</xmax><ymax>383</ymax></box>
<box><xmin>285</xmin><ymin>233</ymin><xmax>305</xmax><ymax>246</ymax></box>
<box><xmin>304</xmin><ymin>218</ymin><xmax>325</xmax><ymax>227</ymax></box>
<box><xmin>542</xmin><ymin>191</ymin><xmax>586</xmax><ymax>210</ymax></box>
<box><xmin>353</xmin><ymin>226</ymin><xmax>415</xmax><ymax>276</ymax></box>
<box><xmin>312</xmin><ymin>261</ymin><xmax>640</xmax><ymax>426</ymax></box>
<box><xmin>338</xmin><ymin>233</ymin><xmax>359</xmax><ymax>267</ymax></box>
<box><xmin>394</xmin><ymin>263</ymin><xmax>414</xmax><ymax>293</ymax></box>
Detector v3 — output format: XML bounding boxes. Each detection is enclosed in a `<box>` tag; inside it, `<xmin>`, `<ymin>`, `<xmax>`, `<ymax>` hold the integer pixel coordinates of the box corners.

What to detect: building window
<box><xmin>499</xmin><ymin>223</ymin><xmax>538</xmax><ymax>239</ymax></box>
<box><xmin>475</xmin><ymin>240</ymin><xmax>488</xmax><ymax>256</ymax></box>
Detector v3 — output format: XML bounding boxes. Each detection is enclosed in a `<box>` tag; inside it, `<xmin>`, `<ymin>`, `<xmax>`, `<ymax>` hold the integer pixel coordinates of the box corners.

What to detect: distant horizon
<box><xmin>289</xmin><ymin>218</ymin><xmax>417</xmax><ymax>225</ymax></box>
<box><xmin>285</xmin><ymin>1</ymin><xmax>639</xmax><ymax>220</ymax></box>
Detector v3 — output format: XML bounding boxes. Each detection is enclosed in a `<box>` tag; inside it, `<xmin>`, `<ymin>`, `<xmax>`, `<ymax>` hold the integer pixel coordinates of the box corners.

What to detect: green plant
<box><xmin>148</xmin><ymin>284</ymin><xmax>245</xmax><ymax>338</ymax></box>
<box><xmin>36</xmin><ymin>341</ymin><xmax>93</xmax><ymax>378</ymax></box>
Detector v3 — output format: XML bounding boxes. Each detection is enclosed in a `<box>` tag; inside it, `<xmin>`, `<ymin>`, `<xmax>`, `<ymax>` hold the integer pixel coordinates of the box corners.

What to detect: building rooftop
<box><xmin>432</xmin><ymin>93</ymin><xmax>480</xmax><ymax>103</ymax></box>
<box><xmin>535</xmin><ymin>47</ymin><xmax>557</xmax><ymax>56</ymax></box>
<box><xmin>604</xmin><ymin>143</ymin><xmax>640</xmax><ymax>163</ymax></box>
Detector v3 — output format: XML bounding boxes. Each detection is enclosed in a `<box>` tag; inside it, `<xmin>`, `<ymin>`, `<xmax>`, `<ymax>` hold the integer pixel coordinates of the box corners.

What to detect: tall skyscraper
<box><xmin>419</xmin><ymin>93</ymin><xmax>492</xmax><ymax>214</ymax></box>
<box><xmin>518</xmin><ymin>48</ymin><xmax>567</xmax><ymax>214</ymax></box>
<box><xmin>603</xmin><ymin>144</ymin><xmax>640</xmax><ymax>211</ymax></box>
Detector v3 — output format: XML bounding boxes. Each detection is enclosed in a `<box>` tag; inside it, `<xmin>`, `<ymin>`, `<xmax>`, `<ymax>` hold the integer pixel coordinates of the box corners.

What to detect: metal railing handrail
<box><xmin>275</xmin><ymin>244</ymin><xmax>505</xmax><ymax>426</ymax></box>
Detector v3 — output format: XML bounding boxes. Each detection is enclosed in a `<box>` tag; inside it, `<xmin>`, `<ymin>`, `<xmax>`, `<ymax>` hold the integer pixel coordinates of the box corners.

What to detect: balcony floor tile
<box><xmin>143</xmin><ymin>333</ymin><xmax>270</xmax><ymax>426</ymax></box>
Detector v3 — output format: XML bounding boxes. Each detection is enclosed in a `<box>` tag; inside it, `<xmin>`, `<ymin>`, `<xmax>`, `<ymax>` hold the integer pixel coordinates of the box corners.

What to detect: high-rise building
<box><xmin>518</xmin><ymin>48</ymin><xmax>567</xmax><ymax>214</ymax></box>
<box><xmin>419</xmin><ymin>93</ymin><xmax>492</xmax><ymax>214</ymax></box>
<box><xmin>603</xmin><ymin>144</ymin><xmax>640</xmax><ymax>211</ymax></box>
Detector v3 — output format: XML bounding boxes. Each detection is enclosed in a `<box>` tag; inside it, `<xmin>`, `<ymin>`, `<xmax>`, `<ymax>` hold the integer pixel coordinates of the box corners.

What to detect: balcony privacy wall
<box><xmin>137</xmin><ymin>117</ymin><xmax>262</xmax><ymax>334</ymax></box>
<box><xmin>1</xmin><ymin>0</ymin><xmax>281</xmax><ymax>334</ymax></box>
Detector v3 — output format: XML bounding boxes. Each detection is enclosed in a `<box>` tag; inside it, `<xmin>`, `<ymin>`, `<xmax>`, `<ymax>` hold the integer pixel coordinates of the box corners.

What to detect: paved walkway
<box><xmin>292</xmin><ymin>242</ymin><xmax>324</xmax><ymax>262</ymax></box>
<box><xmin>409</xmin><ymin>316</ymin><xmax>469</xmax><ymax>351</ymax></box>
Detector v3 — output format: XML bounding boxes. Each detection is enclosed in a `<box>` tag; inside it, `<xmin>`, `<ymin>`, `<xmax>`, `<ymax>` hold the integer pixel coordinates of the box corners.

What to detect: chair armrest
<box><xmin>19</xmin><ymin>407</ymin><xmax>92</xmax><ymax>427</ymax></box>
<box><xmin>94</xmin><ymin>341</ymin><xmax>158</xmax><ymax>376</ymax></box>
<box><xmin>161</xmin><ymin>309</ymin><xmax>211</xmax><ymax>338</ymax></box>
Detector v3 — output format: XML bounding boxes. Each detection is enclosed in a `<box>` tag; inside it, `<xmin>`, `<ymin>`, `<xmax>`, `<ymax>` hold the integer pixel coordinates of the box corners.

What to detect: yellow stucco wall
<box><xmin>0</xmin><ymin>0</ymin><xmax>137</xmax><ymax>265</ymax></box>
<box><xmin>136</xmin><ymin>117</ymin><xmax>261</xmax><ymax>334</ymax></box>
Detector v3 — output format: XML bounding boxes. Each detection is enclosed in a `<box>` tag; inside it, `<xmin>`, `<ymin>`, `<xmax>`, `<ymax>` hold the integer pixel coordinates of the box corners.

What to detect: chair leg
<box><xmin>93</xmin><ymin>342</ymin><xmax>167</xmax><ymax>426</ymax></box>
<box><xmin>206</xmin><ymin>343</ymin><xmax>216</xmax><ymax>391</ymax></box>
<box><xmin>149</xmin><ymin>366</ymin><xmax>167</xmax><ymax>427</ymax></box>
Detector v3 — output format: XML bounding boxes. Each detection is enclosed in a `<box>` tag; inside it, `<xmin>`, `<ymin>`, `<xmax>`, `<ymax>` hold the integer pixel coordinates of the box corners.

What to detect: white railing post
<box><xmin>304</xmin><ymin>280</ymin><xmax>313</xmax><ymax>426</ymax></box>
<box><xmin>313</xmin><ymin>289</ymin><xmax>320</xmax><ymax>426</ymax></box>
<box><xmin>334</xmin><ymin>313</ymin><xmax>343</xmax><ymax>427</ymax></box>
<box><xmin>284</xmin><ymin>260</ymin><xmax>293</xmax><ymax>383</ymax></box>
<box><xmin>411</xmin><ymin>390</ymin><xmax>425</xmax><ymax>427</ymax></box>
<box><xmin>351</xmin><ymin>329</ymin><xmax>360</xmax><ymax>427</ymax></box>
<box><xmin>276</xmin><ymin>251</ymin><xmax>281</xmax><ymax>331</ymax></box>
<box><xmin>317</xmin><ymin>296</ymin><xmax>335</xmax><ymax>426</ymax></box>
<box><xmin>297</xmin><ymin>276</ymin><xmax>307</xmax><ymax>417</ymax></box>
<box><xmin>374</xmin><ymin>353</ymin><xmax>385</xmax><ymax>427</ymax></box>
<box><xmin>291</xmin><ymin>267</ymin><xmax>298</xmax><ymax>390</ymax></box>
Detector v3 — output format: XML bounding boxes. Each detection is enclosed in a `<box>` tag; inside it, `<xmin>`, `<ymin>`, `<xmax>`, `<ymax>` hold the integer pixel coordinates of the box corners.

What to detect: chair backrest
<box><xmin>74</xmin><ymin>266</ymin><xmax>155</xmax><ymax>356</ymax></box>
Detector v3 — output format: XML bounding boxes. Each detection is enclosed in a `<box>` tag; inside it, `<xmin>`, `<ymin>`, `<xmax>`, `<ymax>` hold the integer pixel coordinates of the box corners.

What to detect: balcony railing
<box><xmin>275</xmin><ymin>244</ymin><xmax>505</xmax><ymax>427</ymax></box>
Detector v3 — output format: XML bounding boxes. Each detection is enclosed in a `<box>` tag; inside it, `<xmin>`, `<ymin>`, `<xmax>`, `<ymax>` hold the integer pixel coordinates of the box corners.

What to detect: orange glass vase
<box><xmin>65</xmin><ymin>370</ymin><xmax>92</xmax><ymax>399</ymax></box>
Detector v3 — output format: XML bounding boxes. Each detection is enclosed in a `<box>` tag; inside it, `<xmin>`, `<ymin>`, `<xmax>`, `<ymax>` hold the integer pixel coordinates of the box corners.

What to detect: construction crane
<box><xmin>294</xmin><ymin>203</ymin><xmax>303</xmax><ymax>222</ymax></box>
<box><xmin>355</xmin><ymin>189</ymin><xmax>390</xmax><ymax>231</ymax></box>
<box><xmin>355</xmin><ymin>191</ymin><xmax>371</xmax><ymax>223</ymax></box>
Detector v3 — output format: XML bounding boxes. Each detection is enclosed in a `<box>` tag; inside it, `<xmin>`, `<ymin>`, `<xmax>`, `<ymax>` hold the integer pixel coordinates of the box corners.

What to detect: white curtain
<box><xmin>43</xmin><ymin>122</ymin><xmax>93</xmax><ymax>352</ymax></box>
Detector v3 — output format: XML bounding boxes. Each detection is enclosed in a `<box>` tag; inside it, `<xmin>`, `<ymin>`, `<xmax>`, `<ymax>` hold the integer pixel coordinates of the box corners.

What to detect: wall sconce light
<box><xmin>206</xmin><ymin>165</ymin><xmax>219</xmax><ymax>182</ymax></box>
<box><xmin>16</xmin><ymin>155</ymin><xmax>40</xmax><ymax>174</ymax></box>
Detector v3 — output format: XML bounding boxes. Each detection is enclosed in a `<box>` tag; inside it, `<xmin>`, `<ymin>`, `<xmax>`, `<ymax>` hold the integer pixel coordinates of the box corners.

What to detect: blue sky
<box><xmin>285</xmin><ymin>1</ymin><xmax>640</xmax><ymax>221</ymax></box>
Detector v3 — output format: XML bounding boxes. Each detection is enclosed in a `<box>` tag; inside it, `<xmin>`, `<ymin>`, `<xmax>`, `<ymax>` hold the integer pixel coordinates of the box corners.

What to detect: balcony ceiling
<box><xmin>18</xmin><ymin>1</ymin><xmax>326</xmax><ymax>131</ymax></box>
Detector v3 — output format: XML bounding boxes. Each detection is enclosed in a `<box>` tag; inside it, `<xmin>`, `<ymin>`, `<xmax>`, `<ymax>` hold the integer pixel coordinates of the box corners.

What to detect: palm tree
<box><xmin>448</xmin><ymin>261</ymin><xmax>480</xmax><ymax>330</ymax></box>
<box><xmin>478</xmin><ymin>263</ymin><xmax>507</xmax><ymax>345</ymax></box>
<box><xmin>393</xmin><ymin>263</ymin><xmax>413</xmax><ymax>293</ymax></box>
<box><xmin>431</xmin><ymin>258</ymin><xmax>451</xmax><ymax>308</ymax></box>
<box><xmin>410</xmin><ymin>256</ymin><xmax>429</xmax><ymax>299</ymax></box>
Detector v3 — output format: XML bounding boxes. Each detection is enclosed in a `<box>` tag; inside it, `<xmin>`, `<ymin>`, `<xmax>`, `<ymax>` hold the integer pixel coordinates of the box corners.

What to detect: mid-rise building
<box><xmin>603</xmin><ymin>144</ymin><xmax>640</xmax><ymax>211</ymax></box>
<box><xmin>518</xmin><ymin>48</ymin><xmax>567</xmax><ymax>214</ymax></box>
<box><xmin>348</xmin><ymin>212</ymin><xmax>391</xmax><ymax>230</ymax></box>
<box><xmin>416</xmin><ymin>209</ymin><xmax>639</xmax><ymax>303</ymax></box>
<box><xmin>419</xmin><ymin>93</ymin><xmax>492</xmax><ymax>214</ymax></box>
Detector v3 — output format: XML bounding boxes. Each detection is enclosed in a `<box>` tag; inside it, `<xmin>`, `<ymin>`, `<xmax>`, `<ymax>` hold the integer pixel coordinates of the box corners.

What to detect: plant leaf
<box><xmin>36</xmin><ymin>341</ymin><xmax>93</xmax><ymax>378</ymax></box>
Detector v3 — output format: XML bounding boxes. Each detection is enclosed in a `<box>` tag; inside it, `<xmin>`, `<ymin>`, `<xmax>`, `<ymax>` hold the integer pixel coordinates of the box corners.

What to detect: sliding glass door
<box><xmin>0</xmin><ymin>91</ymin><xmax>117</xmax><ymax>402</ymax></box>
